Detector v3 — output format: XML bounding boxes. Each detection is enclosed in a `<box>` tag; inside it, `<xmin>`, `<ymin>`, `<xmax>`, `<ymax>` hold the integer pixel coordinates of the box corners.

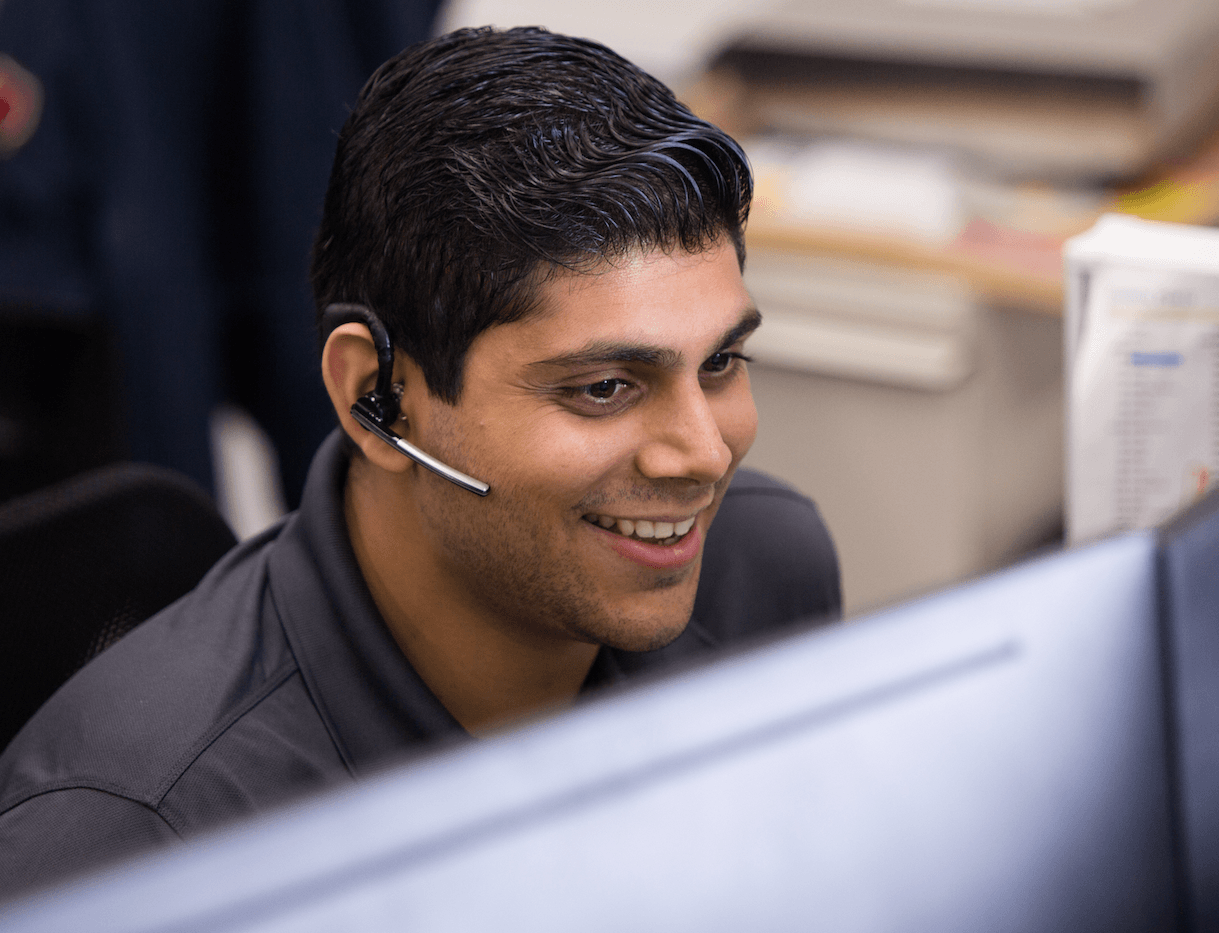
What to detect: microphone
<box><xmin>321</xmin><ymin>303</ymin><xmax>491</xmax><ymax>497</ymax></box>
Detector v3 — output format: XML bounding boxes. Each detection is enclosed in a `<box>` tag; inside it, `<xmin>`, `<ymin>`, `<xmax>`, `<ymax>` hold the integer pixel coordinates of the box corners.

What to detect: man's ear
<box><xmin>321</xmin><ymin>322</ymin><xmax>416</xmax><ymax>473</ymax></box>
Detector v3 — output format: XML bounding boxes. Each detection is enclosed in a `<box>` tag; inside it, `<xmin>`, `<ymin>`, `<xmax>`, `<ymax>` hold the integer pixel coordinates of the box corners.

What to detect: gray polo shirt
<box><xmin>0</xmin><ymin>430</ymin><xmax>839</xmax><ymax>900</ymax></box>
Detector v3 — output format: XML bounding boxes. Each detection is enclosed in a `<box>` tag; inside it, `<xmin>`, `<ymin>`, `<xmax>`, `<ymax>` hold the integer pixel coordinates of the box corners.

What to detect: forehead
<box><xmin>494</xmin><ymin>242</ymin><xmax>754</xmax><ymax>363</ymax></box>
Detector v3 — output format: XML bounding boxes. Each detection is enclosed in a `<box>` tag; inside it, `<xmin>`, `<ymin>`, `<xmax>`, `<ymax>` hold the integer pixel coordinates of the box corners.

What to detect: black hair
<box><xmin>310</xmin><ymin>26</ymin><xmax>752</xmax><ymax>402</ymax></box>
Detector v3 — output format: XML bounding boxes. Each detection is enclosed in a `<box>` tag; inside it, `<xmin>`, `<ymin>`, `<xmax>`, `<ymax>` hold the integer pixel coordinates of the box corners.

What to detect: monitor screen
<box><xmin>0</xmin><ymin>533</ymin><xmax>1179</xmax><ymax>933</ymax></box>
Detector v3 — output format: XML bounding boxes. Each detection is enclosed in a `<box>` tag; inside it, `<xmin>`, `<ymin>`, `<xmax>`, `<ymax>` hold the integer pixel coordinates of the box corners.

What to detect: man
<box><xmin>0</xmin><ymin>27</ymin><xmax>839</xmax><ymax>898</ymax></box>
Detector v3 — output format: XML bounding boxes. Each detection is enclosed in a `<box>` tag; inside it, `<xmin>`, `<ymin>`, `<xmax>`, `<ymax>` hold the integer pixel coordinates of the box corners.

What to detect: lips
<box><xmin>582</xmin><ymin>511</ymin><xmax>704</xmax><ymax>570</ymax></box>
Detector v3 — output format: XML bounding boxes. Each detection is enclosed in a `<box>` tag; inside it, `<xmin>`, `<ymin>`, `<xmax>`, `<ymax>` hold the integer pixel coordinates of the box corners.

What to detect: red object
<box><xmin>0</xmin><ymin>55</ymin><xmax>43</xmax><ymax>151</ymax></box>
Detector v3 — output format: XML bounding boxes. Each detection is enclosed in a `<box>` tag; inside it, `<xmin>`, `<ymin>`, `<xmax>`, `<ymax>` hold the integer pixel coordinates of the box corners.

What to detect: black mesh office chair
<box><xmin>0</xmin><ymin>464</ymin><xmax>237</xmax><ymax>750</ymax></box>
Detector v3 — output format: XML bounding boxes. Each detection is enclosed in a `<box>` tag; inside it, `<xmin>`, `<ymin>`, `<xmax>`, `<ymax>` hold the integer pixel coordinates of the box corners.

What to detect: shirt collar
<box><xmin>267</xmin><ymin>430</ymin><xmax>466</xmax><ymax>775</ymax></box>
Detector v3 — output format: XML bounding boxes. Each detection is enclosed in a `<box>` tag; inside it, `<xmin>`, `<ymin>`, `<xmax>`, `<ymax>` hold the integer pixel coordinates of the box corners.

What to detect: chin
<box><xmin>589</xmin><ymin>576</ymin><xmax>702</xmax><ymax>652</ymax></box>
<box><xmin>593</xmin><ymin>614</ymin><xmax>691</xmax><ymax>653</ymax></box>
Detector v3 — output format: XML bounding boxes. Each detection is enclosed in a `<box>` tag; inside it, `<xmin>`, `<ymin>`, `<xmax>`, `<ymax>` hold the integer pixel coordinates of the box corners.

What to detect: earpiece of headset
<box><xmin>321</xmin><ymin>303</ymin><xmax>490</xmax><ymax>497</ymax></box>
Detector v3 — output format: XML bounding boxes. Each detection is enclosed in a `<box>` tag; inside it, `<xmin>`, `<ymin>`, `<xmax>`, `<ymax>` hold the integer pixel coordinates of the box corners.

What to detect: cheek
<box><xmin>717</xmin><ymin>379</ymin><xmax>759</xmax><ymax>461</ymax></box>
<box><xmin>480</xmin><ymin>416</ymin><xmax>637</xmax><ymax>495</ymax></box>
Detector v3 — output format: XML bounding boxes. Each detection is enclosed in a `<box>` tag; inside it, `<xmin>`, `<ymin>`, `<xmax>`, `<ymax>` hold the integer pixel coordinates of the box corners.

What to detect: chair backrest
<box><xmin>0</xmin><ymin>464</ymin><xmax>237</xmax><ymax>749</ymax></box>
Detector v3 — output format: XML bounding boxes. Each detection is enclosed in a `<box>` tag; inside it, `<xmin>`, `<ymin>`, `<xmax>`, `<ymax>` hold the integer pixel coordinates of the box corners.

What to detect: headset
<box><xmin>321</xmin><ymin>303</ymin><xmax>491</xmax><ymax>497</ymax></box>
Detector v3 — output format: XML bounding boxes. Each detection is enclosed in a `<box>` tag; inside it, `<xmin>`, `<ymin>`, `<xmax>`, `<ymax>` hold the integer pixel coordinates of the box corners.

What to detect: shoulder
<box><xmin>694</xmin><ymin>467</ymin><xmax>842</xmax><ymax>643</ymax></box>
<box><xmin>711</xmin><ymin>467</ymin><xmax>838</xmax><ymax>565</ymax></box>
<box><xmin>0</xmin><ymin>525</ymin><xmax>347</xmax><ymax>893</ymax></box>
<box><xmin>0</xmin><ymin>787</ymin><xmax>180</xmax><ymax>900</ymax></box>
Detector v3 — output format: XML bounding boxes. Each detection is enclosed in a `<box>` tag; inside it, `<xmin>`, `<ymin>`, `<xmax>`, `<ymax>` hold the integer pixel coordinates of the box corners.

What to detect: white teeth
<box><xmin>587</xmin><ymin>513</ymin><xmax>697</xmax><ymax>543</ymax></box>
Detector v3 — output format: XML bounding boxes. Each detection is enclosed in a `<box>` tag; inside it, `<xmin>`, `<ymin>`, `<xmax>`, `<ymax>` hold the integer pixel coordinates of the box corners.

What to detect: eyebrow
<box><xmin>528</xmin><ymin>307</ymin><xmax>763</xmax><ymax>372</ymax></box>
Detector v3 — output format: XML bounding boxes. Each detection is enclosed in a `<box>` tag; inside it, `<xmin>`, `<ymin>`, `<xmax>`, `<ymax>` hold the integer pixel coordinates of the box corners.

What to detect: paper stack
<box><xmin>1065</xmin><ymin>214</ymin><xmax>1219</xmax><ymax>543</ymax></box>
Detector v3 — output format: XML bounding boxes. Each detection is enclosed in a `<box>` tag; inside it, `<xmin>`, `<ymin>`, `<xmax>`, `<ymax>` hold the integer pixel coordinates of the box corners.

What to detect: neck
<box><xmin>344</xmin><ymin>456</ymin><xmax>599</xmax><ymax>734</ymax></box>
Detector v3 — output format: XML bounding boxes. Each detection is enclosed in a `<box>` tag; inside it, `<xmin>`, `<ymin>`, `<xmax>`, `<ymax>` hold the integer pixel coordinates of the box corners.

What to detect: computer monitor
<box><xmin>1160</xmin><ymin>491</ymin><xmax>1219</xmax><ymax>933</ymax></box>
<box><xmin>0</xmin><ymin>532</ymin><xmax>1179</xmax><ymax>933</ymax></box>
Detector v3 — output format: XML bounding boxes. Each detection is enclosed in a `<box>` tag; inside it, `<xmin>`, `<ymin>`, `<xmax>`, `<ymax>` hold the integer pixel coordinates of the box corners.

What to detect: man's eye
<box><xmin>561</xmin><ymin>377</ymin><xmax>638</xmax><ymax>414</ymax></box>
<box><xmin>585</xmin><ymin>379</ymin><xmax>623</xmax><ymax>400</ymax></box>
<box><xmin>702</xmin><ymin>351</ymin><xmax>750</xmax><ymax>375</ymax></box>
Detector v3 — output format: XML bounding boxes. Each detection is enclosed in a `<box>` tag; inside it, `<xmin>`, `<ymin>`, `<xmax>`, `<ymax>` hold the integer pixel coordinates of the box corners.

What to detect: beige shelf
<box><xmin>745</xmin><ymin>222</ymin><xmax>1065</xmax><ymax>315</ymax></box>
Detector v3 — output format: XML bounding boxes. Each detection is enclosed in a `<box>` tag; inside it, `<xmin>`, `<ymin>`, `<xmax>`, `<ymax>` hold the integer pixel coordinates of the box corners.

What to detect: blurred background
<box><xmin>3</xmin><ymin>0</ymin><xmax>1219</xmax><ymax>614</ymax></box>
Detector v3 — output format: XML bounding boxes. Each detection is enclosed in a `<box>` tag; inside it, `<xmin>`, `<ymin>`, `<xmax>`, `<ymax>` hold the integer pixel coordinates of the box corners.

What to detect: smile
<box><xmin>582</xmin><ymin>513</ymin><xmax>697</xmax><ymax>546</ymax></box>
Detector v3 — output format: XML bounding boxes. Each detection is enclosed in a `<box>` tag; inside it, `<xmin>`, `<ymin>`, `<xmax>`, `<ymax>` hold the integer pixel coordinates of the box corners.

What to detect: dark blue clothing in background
<box><xmin>0</xmin><ymin>0</ymin><xmax>441</xmax><ymax>504</ymax></box>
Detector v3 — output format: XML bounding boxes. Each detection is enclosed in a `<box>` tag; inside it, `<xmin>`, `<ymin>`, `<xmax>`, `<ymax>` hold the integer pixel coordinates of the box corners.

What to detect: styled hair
<box><xmin>310</xmin><ymin>26</ymin><xmax>752</xmax><ymax>402</ymax></box>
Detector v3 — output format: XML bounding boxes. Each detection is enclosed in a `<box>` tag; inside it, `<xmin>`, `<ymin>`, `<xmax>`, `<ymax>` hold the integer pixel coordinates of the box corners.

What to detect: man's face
<box><xmin>407</xmin><ymin>239</ymin><xmax>759</xmax><ymax>652</ymax></box>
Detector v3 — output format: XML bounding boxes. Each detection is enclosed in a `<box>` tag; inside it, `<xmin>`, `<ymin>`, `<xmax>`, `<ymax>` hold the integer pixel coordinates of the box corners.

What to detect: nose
<box><xmin>634</xmin><ymin>380</ymin><xmax>735</xmax><ymax>484</ymax></box>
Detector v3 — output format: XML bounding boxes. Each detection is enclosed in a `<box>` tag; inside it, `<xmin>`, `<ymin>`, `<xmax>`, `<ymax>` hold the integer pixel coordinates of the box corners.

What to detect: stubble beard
<box><xmin>418</xmin><ymin>473</ymin><xmax>700</xmax><ymax>653</ymax></box>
